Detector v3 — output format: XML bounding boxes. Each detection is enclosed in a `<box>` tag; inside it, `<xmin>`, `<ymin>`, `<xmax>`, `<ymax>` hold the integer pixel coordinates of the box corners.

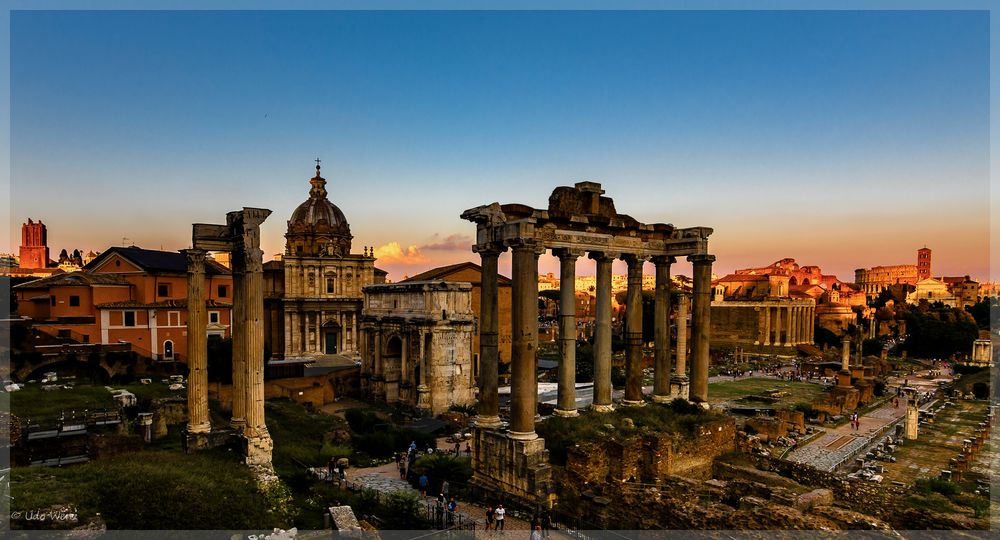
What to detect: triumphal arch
<box><xmin>462</xmin><ymin>182</ymin><xmax>715</xmax><ymax>501</ymax></box>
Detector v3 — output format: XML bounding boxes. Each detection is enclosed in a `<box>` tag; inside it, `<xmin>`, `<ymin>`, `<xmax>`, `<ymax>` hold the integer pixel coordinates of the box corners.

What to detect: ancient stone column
<box><xmin>841</xmin><ymin>338</ymin><xmax>851</xmax><ymax>372</ymax></box>
<box><xmin>554</xmin><ymin>248</ymin><xmax>582</xmax><ymax>417</ymax></box>
<box><xmin>475</xmin><ymin>246</ymin><xmax>503</xmax><ymax>428</ymax></box>
<box><xmin>670</xmin><ymin>294</ymin><xmax>690</xmax><ymax>400</ymax></box>
<box><xmin>228</xmin><ymin>208</ymin><xmax>273</xmax><ymax>465</ymax></box>
<box><xmin>688</xmin><ymin>254</ymin><xmax>715</xmax><ymax>403</ymax></box>
<box><xmin>622</xmin><ymin>254</ymin><xmax>646</xmax><ymax>406</ymax></box>
<box><xmin>652</xmin><ymin>256</ymin><xmax>674</xmax><ymax>403</ymax></box>
<box><xmin>590</xmin><ymin>251</ymin><xmax>615</xmax><ymax>412</ymax></box>
<box><xmin>905</xmin><ymin>388</ymin><xmax>919</xmax><ymax>440</ymax></box>
<box><xmin>230</xmin><ymin>248</ymin><xmax>248</xmax><ymax>431</ymax></box>
<box><xmin>762</xmin><ymin>305</ymin><xmax>771</xmax><ymax>346</ymax></box>
<box><xmin>283</xmin><ymin>312</ymin><xmax>291</xmax><ymax>358</ymax></box>
<box><xmin>785</xmin><ymin>305</ymin><xmax>794</xmax><ymax>345</ymax></box>
<box><xmin>509</xmin><ymin>239</ymin><xmax>543</xmax><ymax>439</ymax></box>
<box><xmin>183</xmin><ymin>249</ymin><xmax>211</xmax><ymax>434</ymax></box>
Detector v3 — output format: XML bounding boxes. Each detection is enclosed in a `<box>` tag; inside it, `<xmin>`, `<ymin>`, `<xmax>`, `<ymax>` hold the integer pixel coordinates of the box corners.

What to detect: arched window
<box><xmin>163</xmin><ymin>340</ymin><xmax>174</xmax><ymax>360</ymax></box>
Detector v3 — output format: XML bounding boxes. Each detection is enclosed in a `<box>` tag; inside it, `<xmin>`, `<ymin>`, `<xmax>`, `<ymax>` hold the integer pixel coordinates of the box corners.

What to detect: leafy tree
<box><xmin>902</xmin><ymin>306</ymin><xmax>978</xmax><ymax>359</ymax></box>
<box><xmin>965</xmin><ymin>297</ymin><xmax>999</xmax><ymax>330</ymax></box>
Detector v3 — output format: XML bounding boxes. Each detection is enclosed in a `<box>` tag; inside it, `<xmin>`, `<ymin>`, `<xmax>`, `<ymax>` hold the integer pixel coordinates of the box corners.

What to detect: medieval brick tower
<box><xmin>917</xmin><ymin>247</ymin><xmax>932</xmax><ymax>281</ymax></box>
<box><xmin>20</xmin><ymin>218</ymin><xmax>49</xmax><ymax>269</ymax></box>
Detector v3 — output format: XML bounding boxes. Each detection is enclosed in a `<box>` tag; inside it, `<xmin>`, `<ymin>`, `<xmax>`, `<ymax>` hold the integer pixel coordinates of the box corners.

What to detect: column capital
<box><xmin>651</xmin><ymin>255</ymin><xmax>677</xmax><ymax>266</ymax></box>
<box><xmin>588</xmin><ymin>250</ymin><xmax>620</xmax><ymax>262</ymax></box>
<box><xmin>182</xmin><ymin>248</ymin><xmax>207</xmax><ymax>271</ymax></box>
<box><xmin>619</xmin><ymin>253</ymin><xmax>648</xmax><ymax>266</ymax></box>
<box><xmin>687</xmin><ymin>253</ymin><xmax>716</xmax><ymax>265</ymax></box>
<box><xmin>552</xmin><ymin>247</ymin><xmax>586</xmax><ymax>261</ymax></box>
<box><xmin>473</xmin><ymin>242</ymin><xmax>507</xmax><ymax>256</ymax></box>
<box><xmin>506</xmin><ymin>237</ymin><xmax>546</xmax><ymax>256</ymax></box>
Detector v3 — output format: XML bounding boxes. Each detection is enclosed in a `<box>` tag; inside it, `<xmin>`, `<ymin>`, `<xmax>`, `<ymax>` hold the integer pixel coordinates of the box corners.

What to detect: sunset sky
<box><xmin>5</xmin><ymin>7</ymin><xmax>993</xmax><ymax>283</ymax></box>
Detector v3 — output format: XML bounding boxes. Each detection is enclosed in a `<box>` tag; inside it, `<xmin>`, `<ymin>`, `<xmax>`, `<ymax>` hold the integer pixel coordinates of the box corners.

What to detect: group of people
<box><xmin>483</xmin><ymin>504</ymin><xmax>505</xmax><ymax>532</ymax></box>
<box><xmin>481</xmin><ymin>504</ymin><xmax>552</xmax><ymax>538</ymax></box>
<box><xmin>849</xmin><ymin>412</ymin><xmax>862</xmax><ymax>431</ymax></box>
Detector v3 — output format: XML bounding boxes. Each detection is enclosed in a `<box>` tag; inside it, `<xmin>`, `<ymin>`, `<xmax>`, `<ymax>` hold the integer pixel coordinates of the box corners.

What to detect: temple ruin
<box><xmin>462</xmin><ymin>182</ymin><xmax>715</xmax><ymax>501</ymax></box>
<box><xmin>184</xmin><ymin>208</ymin><xmax>273</xmax><ymax>466</ymax></box>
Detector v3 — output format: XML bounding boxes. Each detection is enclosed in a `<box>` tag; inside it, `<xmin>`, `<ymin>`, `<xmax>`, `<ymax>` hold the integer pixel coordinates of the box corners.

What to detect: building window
<box><xmin>57</xmin><ymin>328</ymin><xmax>71</xmax><ymax>338</ymax></box>
<box><xmin>82</xmin><ymin>334</ymin><xmax>89</xmax><ymax>343</ymax></box>
<box><xmin>327</xmin><ymin>278</ymin><xmax>335</xmax><ymax>294</ymax></box>
<box><xmin>163</xmin><ymin>340</ymin><xmax>174</xmax><ymax>359</ymax></box>
<box><xmin>50</xmin><ymin>296</ymin><xmax>56</xmax><ymax>306</ymax></box>
<box><xmin>209</xmin><ymin>311</ymin><xmax>220</xmax><ymax>324</ymax></box>
<box><xmin>69</xmin><ymin>295</ymin><xmax>80</xmax><ymax>307</ymax></box>
<box><xmin>124</xmin><ymin>311</ymin><xmax>136</xmax><ymax>327</ymax></box>
<box><xmin>168</xmin><ymin>311</ymin><xmax>181</xmax><ymax>327</ymax></box>
<box><xmin>157</xmin><ymin>283</ymin><xmax>170</xmax><ymax>297</ymax></box>
<box><xmin>218</xmin><ymin>284</ymin><xmax>228</xmax><ymax>298</ymax></box>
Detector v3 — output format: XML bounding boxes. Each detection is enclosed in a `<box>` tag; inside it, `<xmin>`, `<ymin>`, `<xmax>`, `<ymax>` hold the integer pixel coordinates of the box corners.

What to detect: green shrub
<box><xmin>320</xmin><ymin>442</ymin><xmax>353</xmax><ymax>462</ymax></box>
<box><xmin>915</xmin><ymin>478</ymin><xmax>960</xmax><ymax>497</ymax></box>
<box><xmin>381</xmin><ymin>492</ymin><xmax>431</xmax><ymax>530</ymax></box>
<box><xmin>409</xmin><ymin>453</ymin><xmax>473</xmax><ymax>489</ymax></box>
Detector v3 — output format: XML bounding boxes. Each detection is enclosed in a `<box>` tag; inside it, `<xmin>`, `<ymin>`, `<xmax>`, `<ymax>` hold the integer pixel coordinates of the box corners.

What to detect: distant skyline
<box><xmin>7</xmin><ymin>8</ymin><xmax>992</xmax><ymax>283</ymax></box>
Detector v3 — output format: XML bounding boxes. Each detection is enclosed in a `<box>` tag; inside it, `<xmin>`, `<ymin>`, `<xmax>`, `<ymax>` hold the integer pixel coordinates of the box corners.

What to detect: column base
<box><xmin>230</xmin><ymin>418</ymin><xmax>246</xmax><ymax>431</ymax></box>
<box><xmin>472</xmin><ymin>427</ymin><xmax>550</xmax><ymax>504</ymax></box>
<box><xmin>651</xmin><ymin>394</ymin><xmax>672</xmax><ymax>404</ymax></box>
<box><xmin>553</xmin><ymin>408</ymin><xmax>579</xmax><ymax>417</ymax></box>
<box><xmin>669</xmin><ymin>375</ymin><xmax>690</xmax><ymax>401</ymax></box>
<box><xmin>591</xmin><ymin>403</ymin><xmax>615</xmax><ymax>413</ymax></box>
<box><xmin>475</xmin><ymin>415</ymin><xmax>503</xmax><ymax>429</ymax></box>
<box><xmin>243</xmin><ymin>431</ymin><xmax>274</xmax><ymax>466</ymax></box>
<box><xmin>621</xmin><ymin>399</ymin><xmax>645</xmax><ymax>407</ymax></box>
<box><xmin>186</xmin><ymin>421</ymin><xmax>211</xmax><ymax>434</ymax></box>
<box><xmin>508</xmin><ymin>430</ymin><xmax>538</xmax><ymax>441</ymax></box>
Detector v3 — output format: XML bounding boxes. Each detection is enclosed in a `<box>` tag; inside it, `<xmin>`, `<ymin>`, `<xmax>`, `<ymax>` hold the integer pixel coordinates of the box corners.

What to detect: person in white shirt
<box><xmin>494</xmin><ymin>504</ymin><xmax>505</xmax><ymax>531</ymax></box>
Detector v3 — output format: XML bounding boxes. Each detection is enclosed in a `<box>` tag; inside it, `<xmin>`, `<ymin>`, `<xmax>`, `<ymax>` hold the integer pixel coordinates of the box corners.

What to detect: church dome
<box><xmin>286</xmin><ymin>163</ymin><xmax>353</xmax><ymax>257</ymax></box>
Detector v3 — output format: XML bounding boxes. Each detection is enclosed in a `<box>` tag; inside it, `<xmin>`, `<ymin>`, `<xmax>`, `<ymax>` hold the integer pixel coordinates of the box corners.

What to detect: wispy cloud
<box><xmin>420</xmin><ymin>234</ymin><xmax>474</xmax><ymax>252</ymax></box>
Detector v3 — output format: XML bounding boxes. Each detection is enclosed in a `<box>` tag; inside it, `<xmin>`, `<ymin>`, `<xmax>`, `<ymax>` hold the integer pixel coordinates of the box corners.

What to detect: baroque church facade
<box><xmin>264</xmin><ymin>163</ymin><xmax>386</xmax><ymax>359</ymax></box>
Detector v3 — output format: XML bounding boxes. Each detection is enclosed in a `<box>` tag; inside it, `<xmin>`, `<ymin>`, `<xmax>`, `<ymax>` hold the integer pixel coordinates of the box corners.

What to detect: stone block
<box><xmin>795</xmin><ymin>488</ymin><xmax>834</xmax><ymax>511</ymax></box>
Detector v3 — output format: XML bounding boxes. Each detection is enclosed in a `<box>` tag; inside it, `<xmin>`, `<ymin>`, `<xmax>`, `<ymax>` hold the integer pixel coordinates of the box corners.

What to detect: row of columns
<box><xmin>760</xmin><ymin>305</ymin><xmax>815</xmax><ymax>346</ymax></box>
<box><xmin>283</xmin><ymin>310</ymin><xmax>358</xmax><ymax>355</ymax></box>
<box><xmin>476</xmin><ymin>240</ymin><xmax>714</xmax><ymax>440</ymax></box>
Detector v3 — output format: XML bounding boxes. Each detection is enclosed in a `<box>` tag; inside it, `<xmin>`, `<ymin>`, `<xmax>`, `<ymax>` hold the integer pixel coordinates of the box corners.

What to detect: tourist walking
<box><xmin>398</xmin><ymin>459</ymin><xmax>407</xmax><ymax>479</ymax></box>
<box><xmin>442</xmin><ymin>479</ymin><xmax>450</xmax><ymax>499</ymax></box>
<box><xmin>541</xmin><ymin>509</ymin><xmax>551</xmax><ymax>537</ymax></box>
<box><xmin>419</xmin><ymin>473</ymin><xmax>428</xmax><ymax>496</ymax></box>
<box><xmin>531</xmin><ymin>525</ymin><xmax>542</xmax><ymax>540</ymax></box>
<box><xmin>495</xmin><ymin>504</ymin><xmax>505</xmax><ymax>532</ymax></box>
<box><xmin>485</xmin><ymin>505</ymin><xmax>495</xmax><ymax>531</ymax></box>
<box><xmin>448</xmin><ymin>497</ymin><xmax>457</xmax><ymax>525</ymax></box>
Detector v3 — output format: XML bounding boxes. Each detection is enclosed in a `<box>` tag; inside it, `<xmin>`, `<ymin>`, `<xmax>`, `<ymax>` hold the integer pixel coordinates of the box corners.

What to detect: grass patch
<box><xmin>538</xmin><ymin>399</ymin><xmax>719</xmax><ymax>465</ymax></box>
<box><xmin>11</xmin><ymin>380</ymin><xmax>187</xmax><ymax>420</ymax></box>
<box><xmin>707</xmin><ymin>378</ymin><xmax>827</xmax><ymax>407</ymax></box>
<box><xmin>265</xmin><ymin>398</ymin><xmax>347</xmax><ymax>478</ymax></box>
<box><xmin>11</xmin><ymin>448</ymin><xmax>281</xmax><ymax>530</ymax></box>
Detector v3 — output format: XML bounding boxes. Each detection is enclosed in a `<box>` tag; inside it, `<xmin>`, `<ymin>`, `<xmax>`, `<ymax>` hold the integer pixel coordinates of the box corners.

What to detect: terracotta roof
<box><xmin>84</xmin><ymin>246</ymin><xmax>230</xmax><ymax>275</ymax></box>
<box><xmin>13</xmin><ymin>271</ymin><xmax>130</xmax><ymax>290</ymax></box>
<box><xmin>718</xmin><ymin>274</ymin><xmax>768</xmax><ymax>283</ymax></box>
<box><xmin>402</xmin><ymin>261</ymin><xmax>512</xmax><ymax>285</ymax></box>
<box><xmin>95</xmin><ymin>299</ymin><xmax>232</xmax><ymax>309</ymax></box>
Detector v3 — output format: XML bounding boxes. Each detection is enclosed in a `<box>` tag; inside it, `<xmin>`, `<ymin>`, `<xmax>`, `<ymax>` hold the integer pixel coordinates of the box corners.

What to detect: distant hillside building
<box><xmin>855</xmin><ymin>247</ymin><xmax>932</xmax><ymax>298</ymax></box>
<box><xmin>20</xmin><ymin>218</ymin><xmax>50</xmax><ymax>270</ymax></box>
<box><xmin>262</xmin><ymin>164</ymin><xmax>387</xmax><ymax>360</ymax></box>
<box><xmin>13</xmin><ymin>246</ymin><xmax>233</xmax><ymax>360</ymax></box>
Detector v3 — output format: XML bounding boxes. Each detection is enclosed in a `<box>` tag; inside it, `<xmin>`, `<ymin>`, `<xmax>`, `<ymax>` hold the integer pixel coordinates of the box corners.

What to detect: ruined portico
<box><xmin>462</xmin><ymin>182</ymin><xmax>714</xmax><ymax>501</ymax></box>
<box><xmin>185</xmin><ymin>208</ymin><xmax>273</xmax><ymax>466</ymax></box>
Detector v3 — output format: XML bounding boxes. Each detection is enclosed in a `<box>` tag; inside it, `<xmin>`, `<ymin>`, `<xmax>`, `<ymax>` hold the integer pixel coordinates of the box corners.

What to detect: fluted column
<box><xmin>622</xmin><ymin>254</ymin><xmax>646</xmax><ymax>405</ymax></box>
<box><xmin>228</xmin><ymin>209</ymin><xmax>272</xmax><ymax>463</ymax></box>
<box><xmin>785</xmin><ymin>305</ymin><xmax>793</xmax><ymax>346</ymax></box>
<box><xmin>230</xmin><ymin>250</ymin><xmax>247</xmax><ymax>430</ymax></box>
<box><xmin>509</xmin><ymin>239</ymin><xmax>543</xmax><ymax>439</ymax></box>
<box><xmin>590</xmin><ymin>252</ymin><xmax>616</xmax><ymax>412</ymax></box>
<box><xmin>184</xmin><ymin>249</ymin><xmax>210</xmax><ymax>434</ymax></box>
<box><xmin>475</xmin><ymin>246</ymin><xmax>503</xmax><ymax>428</ymax></box>
<box><xmin>283</xmin><ymin>311</ymin><xmax>291</xmax><ymax>358</ymax></box>
<box><xmin>671</xmin><ymin>294</ymin><xmax>690</xmax><ymax>399</ymax></box>
<box><xmin>652</xmin><ymin>256</ymin><xmax>674</xmax><ymax>403</ymax></box>
<box><xmin>762</xmin><ymin>306</ymin><xmax>771</xmax><ymax>346</ymax></box>
<box><xmin>688</xmin><ymin>254</ymin><xmax>715</xmax><ymax>403</ymax></box>
<box><xmin>554</xmin><ymin>248</ymin><xmax>582</xmax><ymax>417</ymax></box>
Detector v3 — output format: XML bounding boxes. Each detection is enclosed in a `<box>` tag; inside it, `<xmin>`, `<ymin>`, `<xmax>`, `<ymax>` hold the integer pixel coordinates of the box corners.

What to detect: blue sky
<box><xmin>6</xmin><ymin>8</ymin><xmax>992</xmax><ymax>281</ymax></box>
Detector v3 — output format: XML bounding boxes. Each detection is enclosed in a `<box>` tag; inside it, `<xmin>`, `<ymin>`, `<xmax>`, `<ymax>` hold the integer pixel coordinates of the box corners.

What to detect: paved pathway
<box><xmin>786</xmin><ymin>366</ymin><xmax>953</xmax><ymax>471</ymax></box>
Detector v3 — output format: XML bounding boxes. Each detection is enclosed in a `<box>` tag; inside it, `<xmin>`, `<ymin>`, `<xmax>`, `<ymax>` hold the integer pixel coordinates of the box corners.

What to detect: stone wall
<box><xmin>565</xmin><ymin>417</ymin><xmax>737</xmax><ymax>484</ymax></box>
<box><xmin>726</xmin><ymin>453</ymin><xmax>904</xmax><ymax>518</ymax></box>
